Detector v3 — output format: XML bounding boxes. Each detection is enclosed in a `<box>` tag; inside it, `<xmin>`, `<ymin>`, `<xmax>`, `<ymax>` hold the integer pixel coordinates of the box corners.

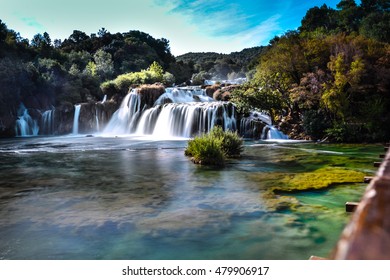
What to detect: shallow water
<box><xmin>0</xmin><ymin>136</ymin><xmax>381</xmax><ymax>259</ymax></box>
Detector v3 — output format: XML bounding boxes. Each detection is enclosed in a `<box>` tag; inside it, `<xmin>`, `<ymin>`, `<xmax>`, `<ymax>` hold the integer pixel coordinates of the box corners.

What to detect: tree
<box><xmin>147</xmin><ymin>61</ymin><xmax>164</xmax><ymax>80</ymax></box>
<box><xmin>361</xmin><ymin>0</ymin><xmax>390</xmax><ymax>14</ymax></box>
<box><xmin>300</xmin><ymin>4</ymin><xmax>338</xmax><ymax>32</ymax></box>
<box><xmin>336</xmin><ymin>0</ymin><xmax>361</xmax><ymax>32</ymax></box>
<box><xmin>359</xmin><ymin>10</ymin><xmax>390</xmax><ymax>42</ymax></box>
<box><xmin>94</xmin><ymin>49</ymin><xmax>114</xmax><ymax>80</ymax></box>
<box><xmin>98</xmin><ymin>27</ymin><xmax>108</xmax><ymax>37</ymax></box>
<box><xmin>231</xmin><ymin>74</ymin><xmax>286</xmax><ymax>122</ymax></box>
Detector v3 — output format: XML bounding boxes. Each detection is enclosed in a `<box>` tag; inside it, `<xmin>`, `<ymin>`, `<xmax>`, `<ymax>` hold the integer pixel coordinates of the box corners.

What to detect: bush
<box><xmin>302</xmin><ymin>109</ymin><xmax>331</xmax><ymax>140</ymax></box>
<box><xmin>185</xmin><ymin>136</ymin><xmax>226</xmax><ymax>166</ymax></box>
<box><xmin>325</xmin><ymin>122</ymin><xmax>372</xmax><ymax>143</ymax></box>
<box><xmin>208</xmin><ymin>126</ymin><xmax>243</xmax><ymax>157</ymax></box>
<box><xmin>185</xmin><ymin>126</ymin><xmax>243</xmax><ymax>166</ymax></box>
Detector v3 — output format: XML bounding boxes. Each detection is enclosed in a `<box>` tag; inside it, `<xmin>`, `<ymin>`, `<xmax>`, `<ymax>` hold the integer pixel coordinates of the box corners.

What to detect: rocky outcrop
<box><xmin>76</xmin><ymin>101</ymin><xmax>116</xmax><ymax>134</ymax></box>
<box><xmin>213</xmin><ymin>85</ymin><xmax>239</xmax><ymax>101</ymax></box>
<box><xmin>238</xmin><ymin>112</ymin><xmax>269</xmax><ymax>139</ymax></box>
<box><xmin>138</xmin><ymin>84</ymin><xmax>165</xmax><ymax>108</ymax></box>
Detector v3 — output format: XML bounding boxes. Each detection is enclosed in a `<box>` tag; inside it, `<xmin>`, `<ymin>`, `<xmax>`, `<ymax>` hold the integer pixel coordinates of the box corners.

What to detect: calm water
<box><xmin>0</xmin><ymin>136</ymin><xmax>381</xmax><ymax>259</ymax></box>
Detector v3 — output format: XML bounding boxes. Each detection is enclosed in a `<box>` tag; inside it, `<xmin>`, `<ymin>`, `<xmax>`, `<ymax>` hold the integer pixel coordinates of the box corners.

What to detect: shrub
<box><xmin>208</xmin><ymin>126</ymin><xmax>243</xmax><ymax>157</ymax></box>
<box><xmin>185</xmin><ymin>136</ymin><xmax>226</xmax><ymax>166</ymax></box>
<box><xmin>185</xmin><ymin>126</ymin><xmax>243</xmax><ymax>166</ymax></box>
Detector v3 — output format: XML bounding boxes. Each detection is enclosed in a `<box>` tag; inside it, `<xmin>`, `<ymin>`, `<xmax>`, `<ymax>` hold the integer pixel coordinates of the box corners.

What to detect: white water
<box><xmin>95</xmin><ymin>108</ymin><xmax>100</xmax><ymax>132</ymax></box>
<box><xmin>103</xmin><ymin>87</ymin><xmax>287</xmax><ymax>140</ymax></box>
<box><xmin>41</xmin><ymin>109</ymin><xmax>55</xmax><ymax>135</ymax></box>
<box><xmin>136</xmin><ymin>102</ymin><xmax>236</xmax><ymax>138</ymax></box>
<box><xmin>262</xmin><ymin>125</ymin><xmax>289</xmax><ymax>140</ymax></box>
<box><xmin>154</xmin><ymin>87</ymin><xmax>213</xmax><ymax>105</ymax></box>
<box><xmin>15</xmin><ymin>104</ymin><xmax>39</xmax><ymax>137</ymax></box>
<box><xmin>72</xmin><ymin>104</ymin><xmax>81</xmax><ymax>135</ymax></box>
<box><xmin>104</xmin><ymin>87</ymin><xmax>236</xmax><ymax>138</ymax></box>
<box><xmin>103</xmin><ymin>90</ymin><xmax>141</xmax><ymax>135</ymax></box>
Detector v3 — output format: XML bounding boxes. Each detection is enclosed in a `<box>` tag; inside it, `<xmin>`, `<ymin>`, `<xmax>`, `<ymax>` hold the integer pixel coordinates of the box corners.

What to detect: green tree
<box><xmin>336</xmin><ymin>0</ymin><xmax>361</xmax><ymax>32</ymax></box>
<box><xmin>300</xmin><ymin>4</ymin><xmax>338</xmax><ymax>32</ymax></box>
<box><xmin>94</xmin><ymin>49</ymin><xmax>114</xmax><ymax>80</ymax></box>
<box><xmin>84</xmin><ymin>61</ymin><xmax>97</xmax><ymax>76</ymax></box>
<box><xmin>231</xmin><ymin>75</ymin><xmax>286</xmax><ymax>122</ymax></box>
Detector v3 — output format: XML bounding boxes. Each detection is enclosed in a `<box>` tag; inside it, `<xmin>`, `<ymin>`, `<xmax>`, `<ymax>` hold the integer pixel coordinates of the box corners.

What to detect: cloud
<box><xmin>228</xmin><ymin>14</ymin><xmax>283</xmax><ymax>47</ymax></box>
<box><xmin>156</xmin><ymin>0</ymin><xmax>284</xmax><ymax>54</ymax></box>
<box><xmin>21</xmin><ymin>17</ymin><xmax>45</xmax><ymax>31</ymax></box>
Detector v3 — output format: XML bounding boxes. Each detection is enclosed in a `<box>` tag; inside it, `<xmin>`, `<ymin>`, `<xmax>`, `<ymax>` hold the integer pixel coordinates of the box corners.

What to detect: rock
<box><xmin>138</xmin><ymin>84</ymin><xmax>165</xmax><ymax>108</ymax></box>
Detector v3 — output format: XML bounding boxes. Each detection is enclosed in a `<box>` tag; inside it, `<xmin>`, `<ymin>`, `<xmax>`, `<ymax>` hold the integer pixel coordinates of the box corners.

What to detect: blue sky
<box><xmin>1</xmin><ymin>0</ymin><xmax>347</xmax><ymax>55</ymax></box>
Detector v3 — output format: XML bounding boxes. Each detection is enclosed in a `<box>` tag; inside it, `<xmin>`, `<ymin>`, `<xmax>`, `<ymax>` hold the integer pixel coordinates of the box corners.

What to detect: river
<box><xmin>0</xmin><ymin>135</ymin><xmax>381</xmax><ymax>259</ymax></box>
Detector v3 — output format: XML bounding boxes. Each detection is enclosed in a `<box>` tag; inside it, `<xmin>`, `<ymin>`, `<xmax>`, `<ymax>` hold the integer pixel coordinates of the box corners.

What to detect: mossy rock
<box><xmin>271</xmin><ymin>167</ymin><xmax>365</xmax><ymax>193</ymax></box>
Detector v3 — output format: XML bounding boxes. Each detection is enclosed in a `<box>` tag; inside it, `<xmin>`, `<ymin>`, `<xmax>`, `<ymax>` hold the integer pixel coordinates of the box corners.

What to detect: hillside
<box><xmin>176</xmin><ymin>47</ymin><xmax>265</xmax><ymax>80</ymax></box>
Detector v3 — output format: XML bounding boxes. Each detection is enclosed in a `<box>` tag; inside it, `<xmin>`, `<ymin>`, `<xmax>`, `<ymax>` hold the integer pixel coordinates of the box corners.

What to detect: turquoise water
<box><xmin>0</xmin><ymin>136</ymin><xmax>381</xmax><ymax>259</ymax></box>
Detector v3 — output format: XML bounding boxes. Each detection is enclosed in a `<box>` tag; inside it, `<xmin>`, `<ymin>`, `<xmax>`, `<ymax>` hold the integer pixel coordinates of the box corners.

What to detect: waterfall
<box><xmin>103</xmin><ymin>87</ymin><xmax>287</xmax><ymax>140</ymax></box>
<box><xmin>102</xmin><ymin>95</ymin><xmax>107</xmax><ymax>103</ymax></box>
<box><xmin>41</xmin><ymin>109</ymin><xmax>55</xmax><ymax>135</ymax></box>
<box><xmin>72</xmin><ymin>104</ymin><xmax>81</xmax><ymax>134</ymax></box>
<box><xmin>262</xmin><ymin>125</ymin><xmax>289</xmax><ymax>140</ymax></box>
<box><xmin>15</xmin><ymin>104</ymin><xmax>39</xmax><ymax>137</ymax></box>
<box><xmin>239</xmin><ymin>111</ymin><xmax>274</xmax><ymax>139</ymax></box>
<box><xmin>103</xmin><ymin>89</ymin><xmax>141</xmax><ymax>135</ymax></box>
<box><xmin>95</xmin><ymin>108</ymin><xmax>100</xmax><ymax>132</ymax></box>
<box><xmin>154</xmin><ymin>87</ymin><xmax>213</xmax><ymax>104</ymax></box>
<box><xmin>136</xmin><ymin>102</ymin><xmax>236</xmax><ymax>138</ymax></box>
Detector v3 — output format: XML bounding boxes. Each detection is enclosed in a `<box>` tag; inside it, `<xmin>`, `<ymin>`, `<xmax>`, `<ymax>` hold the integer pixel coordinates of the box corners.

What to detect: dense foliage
<box><xmin>176</xmin><ymin>47</ymin><xmax>265</xmax><ymax>82</ymax></box>
<box><xmin>185</xmin><ymin>126</ymin><xmax>243</xmax><ymax>166</ymax></box>
<box><xmin>232</xmin><ymin>0</ymin><xmax>390</xmax><ymax>142</ymax></box>
<box><xmin>0</xmin><ymin>19</ymin><xmax>261</xmax><ymax>134</ymax></box>
<box><xmin>0</xmin><ymin>22</ymin><xmax>185</xmax><ymax>133</ymax></box>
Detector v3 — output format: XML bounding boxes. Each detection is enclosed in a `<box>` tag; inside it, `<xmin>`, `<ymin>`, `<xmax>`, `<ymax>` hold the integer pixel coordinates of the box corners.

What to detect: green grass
<box><xmin>185</xmin><ymin>126</ymin><xmax>243</xmax><ymax>166</ymax></box>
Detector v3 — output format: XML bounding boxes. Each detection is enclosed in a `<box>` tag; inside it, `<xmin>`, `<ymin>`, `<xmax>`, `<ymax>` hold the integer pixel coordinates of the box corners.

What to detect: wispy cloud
<box><xmin>161</xmin><ymin>1</ymin><xmax>233</xmax><ymax>30</ymax></box>
<box><xmin>21</xmin><ymin>17</ymin><xmax>45</xmax><ymax>31</ymax></box>
<box><xmin>158</xmin><ymin>0</ymin><xmax>284</xmax><ymax>39</ymax></box>
<box><xmin>227</xmin><ymin>14</ymin><xmax>282</xmax><ymax>47</ymax></box>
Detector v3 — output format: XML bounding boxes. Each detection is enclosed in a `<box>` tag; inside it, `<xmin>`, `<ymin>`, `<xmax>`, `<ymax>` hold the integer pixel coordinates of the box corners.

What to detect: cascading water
<box><xmin>103</xmin><ymin>87</ymin><xmax>287</xmax><ymax>139</ymax></box>
<box><xmin>238</xmin><ymin>111</ymin><xmax>288</xmax><ymax>140</ymax></box>
<box><xmin>95</xmin><ymin>108</ymin><xmax>100</xmax><ymax>132</ymax></box>
<box><xmin>15</xmin><ymin>104</ymin><xmax>39</xmax><ymax>137</ymax></box>
<box><xmin>154</xmin><ymin>87</ymin><xmax>213</xmax><ymax>104</ymax></box>
<box><xmin>262</xmin><ymin>125</ymin><xmax>289</xmax><ymax>140</ymax></box>
<box><xmin>72</xmin><ymin>104</ymin><xmax>81</xmax><ymax>134</ymax></box>
<box><xmin>41</xmin><ymin>109</ymin><xmax>55</xmax><ymax>135</ymax></box>
<box><xmin>136</xmin><ymin>102</ymin><xmax>236</xmax><ymax>138</ymax></box>
<box><xmin>104</xmin><ymin>90</ymin><xmax>141</xmax><ymax>135</ymax></box>
<box><xmin>104</xmin><ymin>88</ymin><xmax>236</xmax><ymax>138</ymax></box>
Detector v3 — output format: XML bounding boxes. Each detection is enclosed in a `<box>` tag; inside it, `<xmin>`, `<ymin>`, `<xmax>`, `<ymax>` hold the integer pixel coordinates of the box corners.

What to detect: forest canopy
<box><xmin>231</xmin><ymin>0</ymin><xmax>390</xmax><ymax>142</ymax></box>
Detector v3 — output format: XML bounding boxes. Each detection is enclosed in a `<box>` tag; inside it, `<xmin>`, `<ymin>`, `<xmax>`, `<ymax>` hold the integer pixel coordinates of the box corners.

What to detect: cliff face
<box><xmin>1</xmin><ymin>100</ymin><xmax>119</xmax><ymax>137</ymax></box>
<box><xmin>0</xmin><ymin>84</ymin><xmax>165</xmax><ymax>137</ymax></box>
<box><xmin>76</xmin><ymin>101</ymin><xmax>118</xmax><ymax>134</ymax></box>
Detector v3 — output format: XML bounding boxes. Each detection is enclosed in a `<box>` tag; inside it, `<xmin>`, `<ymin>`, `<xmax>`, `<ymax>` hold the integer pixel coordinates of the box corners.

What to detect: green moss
<box><xmin>251</xmin><ymin>166</ymin><xmax>365</xmax><ymax>211</ymax></box>
<box><xmin>271</xmin><ymin>167</ymin><xmax>365</xmax><ymax>193</ymax></box>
